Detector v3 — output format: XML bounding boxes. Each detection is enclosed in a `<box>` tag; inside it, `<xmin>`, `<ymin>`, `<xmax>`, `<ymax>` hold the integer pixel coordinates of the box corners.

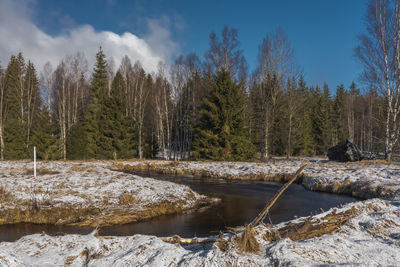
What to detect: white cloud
<box><xmin>0</xmin><ymin>0</ymin><xmax>179</xmax><ymax>74</ymax></box>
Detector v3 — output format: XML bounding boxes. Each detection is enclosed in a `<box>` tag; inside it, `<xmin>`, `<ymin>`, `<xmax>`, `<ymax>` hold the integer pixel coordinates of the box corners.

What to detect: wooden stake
<box><xmin>34</xmin><ymin>146</ymin><xmax>36</xmax><ymax>178</ymax></box>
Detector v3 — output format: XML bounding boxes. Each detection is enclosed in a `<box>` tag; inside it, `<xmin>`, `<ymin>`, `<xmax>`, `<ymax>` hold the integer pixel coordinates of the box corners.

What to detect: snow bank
<box><xmin>1</xmin><ymin>159</ymin><xmax>400</xmax><ymax>266</ymax></box>
<box><xmin>0</xmin><ymin>160</ymin><xmax>209</xmax><ymax>226</ymax></box>
<box><xmin>119</xmin><ymin>159</ymin><xmax>400</xmax><ymax>200</ymax></box>
<box><xmin>0</xmin><ymin>199</ymin><xmax>399</xmax><ymax>266</ymax></box>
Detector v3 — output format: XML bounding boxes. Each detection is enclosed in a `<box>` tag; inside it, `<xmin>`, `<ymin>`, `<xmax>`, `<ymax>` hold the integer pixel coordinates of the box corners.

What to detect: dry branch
<box><xmin>250</xmin><ymin>164</ymin><xmax>307</xmax><ymax>227</ymax></box>
<box><xmin>237</xmin><ymin>164</ymin><xmax>307</xmax><ymax>252</ymax></box>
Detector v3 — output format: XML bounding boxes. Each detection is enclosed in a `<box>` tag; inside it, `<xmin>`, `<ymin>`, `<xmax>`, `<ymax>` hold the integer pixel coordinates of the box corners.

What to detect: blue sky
<box><xmin>2</xmin><ymin>0</ymin><xmax>367</xmax><ymax>92</ymax></box>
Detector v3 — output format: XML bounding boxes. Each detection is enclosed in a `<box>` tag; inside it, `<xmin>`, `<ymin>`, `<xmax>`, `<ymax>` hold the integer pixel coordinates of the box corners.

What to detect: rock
<box><xmin>327</xmin><ymin>140</ymin><xmax>363</xmax><ymax>162</ymax></box>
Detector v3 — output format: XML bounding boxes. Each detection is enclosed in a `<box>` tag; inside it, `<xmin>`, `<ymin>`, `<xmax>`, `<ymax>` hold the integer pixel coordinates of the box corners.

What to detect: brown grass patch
<box><xmin>81</xmin><ymin>247</ymin><xmax>104</xmax><ymax>265</ymax></box>
<box><xmin>0</xmin><ymin>185</ymin><xmax>12</xmax><ymax>203</ymax></box>
<box><xmin>264</xmin><ymin>206</ymin><xmax>359</xmax><ymax>242</ymax></box>
<box><xmin>118</xmin><ymin>192</ymin><xmax>135</xmax><ymax>205</ymax></box>
<box><xmin>215</xmin><ymin>234</ymin><xmax>229</xmax><ymax>251</ymax></box>
<box><xmin>25</xmin><ymin>168</ymin><xmax>60</xmax><ymax>176</ymax></box>
<box><xmin>236</xmin><ymin>226</ymin><xmax>260</xmax><ymax>253</ymax></box>
<box><xmin>114</xmin><ymin>162</ymin><xmax>302</xmax><ymax>184</ymax></box>
<box><xmin>68</xmin><ymin>165</ymin><xmax>93</xmax><ymax>173</ymax></box>
<box><xmin>64</xmin><ymin>255</ymin><xmax>78</xmax><ymax>266</ymax></box>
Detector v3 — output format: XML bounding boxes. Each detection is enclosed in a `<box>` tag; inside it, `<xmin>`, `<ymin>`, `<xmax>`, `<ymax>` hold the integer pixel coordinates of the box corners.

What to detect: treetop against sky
<box><xmin>0</xmin><ymin>0</ymin><xmax>366</xmax><ymax>91</ymax></box>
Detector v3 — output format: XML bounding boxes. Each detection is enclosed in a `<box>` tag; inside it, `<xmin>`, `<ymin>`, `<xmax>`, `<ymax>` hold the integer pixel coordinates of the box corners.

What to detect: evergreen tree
<box><xmin>66</xmin><ymin>123</ymin><xmax>87</xmax><ymax>159</ymax></box>
<box><xmin>99</xmin><ymin>71</ymin><xmax>136</xmax><ymax>159</ymax></box>
<box><xmin>310</xmin><ymin>86</ymin><xmax>326</xmax><ymax>155</ymax></box>
<box><xmin>31</xmin><ymin>109</ymin><xmax>60</xmax><ymax>160</ymax></box>
<box><xmin>193</xmin><ymin>70</ymin><xmax>255</xmax><ymax>160</ymax></box>
<box><xmin>25</xmin><ymin>61</ymin><xmax>42</xmax><ymax>150</ymax></box>
<box><xmin>75</xmin><ymin>47</ymin><xmax>108</xmax><ymax>159</ymax></box>
<box><xmin>4</xmin><ymin>54</ymin><xmax>27</xmax><ymax>159</ymax></box>
<box><xmin>332</xmin><ymin>85</ymin><xmax>347</xmax><ymax>143</ymax></box>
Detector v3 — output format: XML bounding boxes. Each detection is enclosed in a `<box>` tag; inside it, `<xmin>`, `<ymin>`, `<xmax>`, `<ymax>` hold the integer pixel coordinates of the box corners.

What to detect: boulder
<box><xmin>327</xmin><ymin>140</ymin><xmax>363</xmax><ymax>162</ymax></box>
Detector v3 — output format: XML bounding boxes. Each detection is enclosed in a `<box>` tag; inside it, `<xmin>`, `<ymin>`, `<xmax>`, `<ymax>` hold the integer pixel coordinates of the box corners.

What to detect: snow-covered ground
<box><xmin>118</xmin><ymin>158</ymin><xmax>400</xmax><ymax>200</ymax></box>
<box><xmin>1</xmin><ymin>159</ymin><xmax>400</xmax><ymax>266</ymax></box>
<box><xmin>0</xmin><ymin>160</ymin><xmax>209</xmax><ymax>226</ymax></box>
<box><xmin>0</xmin><ymin>199</ymin><xmax>399</xmax><ymax>266</ymax></box>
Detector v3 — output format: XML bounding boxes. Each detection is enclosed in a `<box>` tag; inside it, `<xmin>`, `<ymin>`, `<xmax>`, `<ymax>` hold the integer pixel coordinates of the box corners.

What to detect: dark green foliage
<box><xmin>332</xmin><ymin>85</ymin><xmax>347</xmax><ymax>143</ymax></box>
<box><xmin>193</xmin><ymin>70</ymin><xmax>255</xmax><ymax>160</ymax></box>
<box><xmin>66</xmin><ymin>123</ymin><xmax>88</xmax><ymax>160</ymax></box>
<box><xmin>78</xmin><ymin>47</ymin><xmax>108</xmax><ymax>159</ymax></box>
<box><xmin>31</xmin><ymin>110</ymin><xmax>60</xmax><ymax>160</ymax></box>
<box><xmin>309</xmin><ymin>86</ymin><xmax>330</xmax><ymax>155</ymax></box>
<box><xmin>99</xmin><ymin>71</ymin><xmax>137</xmax><ymax>159</ymax></box>
<box><xmin>3</xmin><ymin>55</ymin><xmax>26</xmax><ymax>159</ymax></box>
<box><xmin>3</xmin><ymin>54</ymin><xmax>41</xmax><ymax>159</ymax></box>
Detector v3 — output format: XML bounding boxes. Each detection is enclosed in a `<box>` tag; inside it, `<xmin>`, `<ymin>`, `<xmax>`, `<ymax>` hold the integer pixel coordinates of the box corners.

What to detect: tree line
<box><xmin>0</xmin><ymin>7</ymin><xmax>398</xmax><ymax>161</ymax></box>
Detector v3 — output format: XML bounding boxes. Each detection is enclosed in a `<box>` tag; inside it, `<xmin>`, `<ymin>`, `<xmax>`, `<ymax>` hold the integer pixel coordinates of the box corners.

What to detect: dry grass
<box><xmin>64</xmin><ymin>255</ymin><xmax>78</xmax><ymax>265</ymax></box>
<box><xmin>0</xmin><ymin>185</ymin><xmax>12</xmax><ymax>203</ymax></box>
<box><xmin>236</xmin><ymin>226</ymin><xmax>260</xmax><ymax>253</ymax></box>
<box><xmin>81</xmin><ymin>247</ymin><xmax>104</xmax><ymax>265</ymax></box>
<box><xmin>68</xmin><ymin>165</ymin><xmax>94</xmax><ymax>173</ymax></box>
<box><xmin>264</xmin><ymin>206</ymin><xmax>360</xmax><ymax>242</ymax></box>
<box><xmin>114</xmin><ymin>163</ymin><xmax>301</xmax><ymax>184</ymax></box>
<box><xmin>118</xmin><ymin>192</ymin><xmax>135</xmax><ymax>205</ymax></box>
<box><xmin>25</xmin><ymin>168</ymin><xmax>60</xmax><ymax>176</ymax></box>
<box><xmin>215</xmin><ymin>234</ymin><xmax>229</xmax><ymax>252</ymax></box>
<box><xmin>0</xmin><ymin>195</ymin><xmax>214</xmax><ymax>227</ymax></box>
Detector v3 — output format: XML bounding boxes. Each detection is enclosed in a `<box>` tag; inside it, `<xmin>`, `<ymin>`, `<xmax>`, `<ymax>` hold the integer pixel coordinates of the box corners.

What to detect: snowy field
<box><xmin>0</xmin><ymin>160</ymin><xmax>210</xmax><ymax>226</ymax></box>
<box><xmin>0</xmin><ymin>159</ymin><xmax>400</xmax><ymax>266</ymax></box>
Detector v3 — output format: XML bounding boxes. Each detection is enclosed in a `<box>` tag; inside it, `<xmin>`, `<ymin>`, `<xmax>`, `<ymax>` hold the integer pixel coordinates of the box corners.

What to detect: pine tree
<box><xmin>193</xmin><ymin>70</ymin><xmax>255</xmax><ymax>160</ymax></box>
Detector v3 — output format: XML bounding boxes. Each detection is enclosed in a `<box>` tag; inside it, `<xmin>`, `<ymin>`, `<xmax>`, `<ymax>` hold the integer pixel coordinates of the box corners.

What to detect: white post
<box><xmin>34</xmin><ymin>146</ymin><xmax>36</xmax><ymax>178</ymax></box>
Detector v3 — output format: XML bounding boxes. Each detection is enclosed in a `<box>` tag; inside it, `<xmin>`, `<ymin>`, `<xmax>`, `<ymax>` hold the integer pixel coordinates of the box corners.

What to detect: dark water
<box><xmin>0</xmin><ymin>172</ymin><xmax>358</xmax><ymax>242</ymax></box>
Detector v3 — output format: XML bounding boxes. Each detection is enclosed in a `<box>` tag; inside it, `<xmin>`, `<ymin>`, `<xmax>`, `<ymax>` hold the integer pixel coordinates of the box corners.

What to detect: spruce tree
<box><xmin>25</xmin><ymin>61</ymin><xmax>42</xmax><ymax>150</ymax></box>
<box><xmin>4</xmin><ymin>54</ymin><xmax>27</xmax><ymax>159</ymax></box>
<box><xmin>193</xmin><ymin>70</ymin><xmax>255</xmax><ymax>160</ymax></box>
<box><xmin>31</xmin><ymin>109</ymin><xmax>60</xmax><ymax>160</ymax></box>
<box><xmin>76</xmin><ymin>47</ymin><xmax>108</xmax><ymax>159</ymax></box>
<box><xmin>332</xmin><ymin>85</ymin><xmax>347</xmax><ymax>143</ymax></box>
<box><xmin>99</xmin><ymin>71</ymin><xmax>136</xmax><ymax>159</ymax></box>
<box><xmin>310</xmin><ymin>86</ymin><xmax>326</xmax><ymax>155</ymax></box>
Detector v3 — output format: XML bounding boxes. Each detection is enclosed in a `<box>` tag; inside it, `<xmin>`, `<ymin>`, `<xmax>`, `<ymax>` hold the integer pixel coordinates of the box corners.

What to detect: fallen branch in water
<box><xmin>237</xmin><ymin>164</ymin><xmax>307</xmax><ymax>252</ymax></box>
<box><xmin>161</xmin><ymin>165</ymin><xmax>308</xmax><ymax>247</ymax></box>
<box><xmin>250</xmin><ymin>164</ymin><xmax>307</xmax><ymax>227</ymax></box>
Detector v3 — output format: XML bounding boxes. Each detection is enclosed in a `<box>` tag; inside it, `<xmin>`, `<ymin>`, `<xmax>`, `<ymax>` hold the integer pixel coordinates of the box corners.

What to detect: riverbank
<box><xmin>0</xmin><ymin>198</ymin><xmax>399</xmax><ymax>266</ymax></box>
<box><xmin>115</xmin><ymin>158</ymin><xmax>400</xmax><ymax>200</ymax></box>
<box><xmin>0</xmin><ymin>160</ymin><xmax>213</xmax><ymax>227</ymax></box>
<box><xmin>1</xmin><ymin>159</ymin><xmax>400</xmax><ymax>266</ymax></box>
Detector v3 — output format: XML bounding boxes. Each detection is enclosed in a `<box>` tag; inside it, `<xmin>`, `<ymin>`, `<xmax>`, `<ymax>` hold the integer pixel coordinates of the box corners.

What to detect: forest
<box><xmin>0</xmin><ymin>13</ymin><xmax>399</xmax><ymax>161</ymax></box>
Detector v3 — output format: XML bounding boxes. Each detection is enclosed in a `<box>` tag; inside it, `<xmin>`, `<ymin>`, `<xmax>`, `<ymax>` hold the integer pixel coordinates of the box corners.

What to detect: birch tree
<box><xmin>41</xmin><ymin>62</ymin><xmax>53</xmax><ymax>114</ymax></box>
<box><xmin>355</xmin><ymin>0</ymin><xmax>400</xmax><ymax>161</ymax></box>
<box><xmin>53</xmin><ymin>61</ymin><xmax>68</xmax><ymax>159</ymax></box>
<box><xmin>132</xmin><ymin>62</ymin><xmax>148</xmax><ymax>159</ymax></box>
<box><xmin>255</xmin><ymin>28</ymin><xmax>297</xmax><ymax>159</ymax></box>
<box><xmin>204</xmin><ymin>25</ymin><xmax>246</xmax><ymax>81</ymax></box>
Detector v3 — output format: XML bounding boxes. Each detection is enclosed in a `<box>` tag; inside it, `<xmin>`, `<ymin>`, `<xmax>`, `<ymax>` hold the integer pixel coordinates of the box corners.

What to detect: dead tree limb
<box><xmin>237</xmin><ymin>164</ymin><xmax>307</xmax><ymax>252</ymax></box>
<box><xmin>249</xmin><ymin>164</ymin><xmax>307</xmax><ymax>227</ymax></box>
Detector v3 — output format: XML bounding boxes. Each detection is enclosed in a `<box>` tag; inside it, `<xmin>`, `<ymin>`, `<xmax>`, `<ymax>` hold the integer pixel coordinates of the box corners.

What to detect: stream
<box><xmin>0</xmin><ymin>172</ymin><xmax>358</xmax><ymax>242</ymax></box>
